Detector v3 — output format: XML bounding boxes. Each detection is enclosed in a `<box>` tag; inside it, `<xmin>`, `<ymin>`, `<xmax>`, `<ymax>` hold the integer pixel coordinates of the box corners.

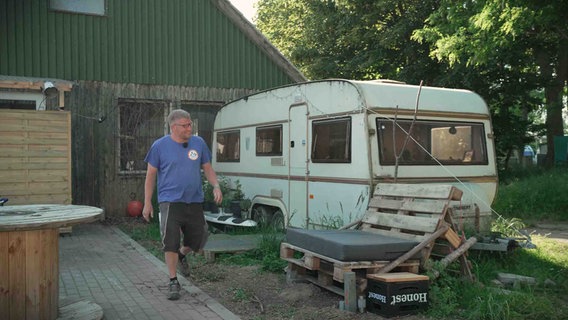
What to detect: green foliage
<box><xmin>427</xmin><ymin>236</ymin><xmax>568</xmax><ymax>319</ymax></box>
<box><xmin>218</xmin><ymin>231</ymin><xmax>287</xmax><ymax>273</ymax></box>
<box><xmin>491</xmin><ymin>216</ymin><xmax>526</xmax><ymax>238</ymax></box>
<box><xmin>228</xmin><ymin>287</ymin><xmax>250</xmax><ymax>302</ymax></box>
<box><xmin>493</xmin><ymin>167</ymin><xmax>568</xmax><ymax>221</ymax></box>
<box><xmin>257</xmin><ymin>0</ymin><xmax>444</xmax><ymax>83</ymax></box>
<box><xmin>414</xmin><ymin>0</ymin><xmax>568</xmax><ymax>165</ymax></box>
<box><xmin>256</xmin><ymin>0</ymin><xmax>556</xmax><ymax>171</ymax></box>
<box><xmin>239</xmin><ymin>198</ymin><xmax>252</xmax><ymax>211</ymax></box>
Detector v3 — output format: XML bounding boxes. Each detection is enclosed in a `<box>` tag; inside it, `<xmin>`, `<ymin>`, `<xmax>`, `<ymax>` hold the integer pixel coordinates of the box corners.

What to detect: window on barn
<box><xmin>377</xmin><ymin>119</ymin><xmax>488</xmax><ymax>165</ymax></box>
<box><xmin>256</xmin><ymin>125</ymin><xmax>282</xmax><ymax>156</ymax></box>
<box><xmin>180</xmin><ymin>101</ymin><xmax>222</xmax><ymax>151</ymax></box>
<box><xmin>50</xmin><ymin>0</ymin><xmax>106</xmax><ymax>16</ymax></box>
<box><xmin>118</xmin><ymin>99</ymin><xmax>168</xmax><ymax>174</ymax></box>
<box><xmin>216</xmin><ymin>130</ymin><xmax>240</xmax><ymax>162</ymax></box>
<box><xmin>311</xmin><ymin>117</ymin><xmax>351</xmax><ymax>163</ymax></box>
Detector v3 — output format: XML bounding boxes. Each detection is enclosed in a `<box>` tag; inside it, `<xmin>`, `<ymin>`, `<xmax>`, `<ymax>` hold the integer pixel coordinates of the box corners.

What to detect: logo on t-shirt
<box><xmin>188</xmin><ymin>149</ymin><xmax>199</xmax><ymax>160</ymax></box>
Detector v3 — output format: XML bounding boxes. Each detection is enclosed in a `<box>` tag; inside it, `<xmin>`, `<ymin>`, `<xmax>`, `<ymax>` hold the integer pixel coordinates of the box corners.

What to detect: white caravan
<box><xmin>212</xmin><ymin>79</ymin><xmax>497</xmax><ymax>232</ymax></box>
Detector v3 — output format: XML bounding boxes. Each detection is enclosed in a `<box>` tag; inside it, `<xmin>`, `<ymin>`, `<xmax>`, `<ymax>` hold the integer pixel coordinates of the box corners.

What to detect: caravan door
<box><xmin>288</xmin><ymin>104</ymin><xmax>309</xmax><ymax>228</ymax></box>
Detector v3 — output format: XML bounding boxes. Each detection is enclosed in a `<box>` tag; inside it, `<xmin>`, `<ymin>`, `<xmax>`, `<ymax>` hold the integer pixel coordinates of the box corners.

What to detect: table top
<box><xmin>0</xmin><ymin>204</ymin><xmax>104</xmax><ymax>231</ymax></box>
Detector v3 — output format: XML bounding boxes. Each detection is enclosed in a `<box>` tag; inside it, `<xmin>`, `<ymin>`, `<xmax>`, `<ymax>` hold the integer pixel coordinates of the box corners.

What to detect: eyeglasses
<box><xmin>174</xmin><ymin>122</ymin><xmax>192</xmax><ymax>129</ymax></box>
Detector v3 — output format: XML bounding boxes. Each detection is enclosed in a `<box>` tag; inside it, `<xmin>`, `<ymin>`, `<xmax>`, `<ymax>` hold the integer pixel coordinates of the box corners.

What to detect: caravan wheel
<box><xmin>271</xmin><ymin>210</ymin><xmax>285</xmax><ymax>232</ymax></box>
<box><xmin>252</xmin><ymin>205</ymin><xmax>270</xmax><ymax>227</ymax></box>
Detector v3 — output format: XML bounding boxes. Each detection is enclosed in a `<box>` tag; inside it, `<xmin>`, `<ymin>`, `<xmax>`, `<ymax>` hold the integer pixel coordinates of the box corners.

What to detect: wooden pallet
<box><xmin>281</xmin><ymin>183</ymin><xmax>477</xmax><ymax>312</ymax></box>
<box><xmin>281</xmin><ymin>242</ymin><xmax>420</xmax><ymax>299</ymax></box>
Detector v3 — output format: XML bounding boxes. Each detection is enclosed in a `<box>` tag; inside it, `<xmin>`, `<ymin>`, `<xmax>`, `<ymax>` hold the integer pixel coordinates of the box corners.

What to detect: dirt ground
<box><xmin>187</xmin><ymin>259</ymin><xmax>426</xmax><ymax>320</ymax></box>
<box><xmin>117</xmin><ymin>218</ymin><xmax>568</xmax><ymax>320</ymax></box>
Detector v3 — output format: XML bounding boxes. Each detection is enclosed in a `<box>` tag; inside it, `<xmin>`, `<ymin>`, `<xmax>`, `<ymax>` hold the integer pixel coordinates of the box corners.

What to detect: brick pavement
<box><xmin>59</xmin><ymin>223</ymin><xmax>240</xmax><ymax>320</ymax></box>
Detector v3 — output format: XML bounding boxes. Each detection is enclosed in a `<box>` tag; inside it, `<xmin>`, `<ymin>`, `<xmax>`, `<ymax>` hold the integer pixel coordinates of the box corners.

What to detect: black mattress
<box><xmin>286</xmin><ymin>228</ymin><xmax>420</xmax><ymax>261</ymax></box>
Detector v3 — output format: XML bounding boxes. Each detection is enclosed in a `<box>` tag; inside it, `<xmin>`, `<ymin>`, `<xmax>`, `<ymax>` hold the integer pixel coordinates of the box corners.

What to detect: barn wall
<box><xmin>70</xmin><ymin>81</ymin><xmax>254</xmax><ymax>216</ymax></box>
<box><xmin>0</xmin><ymin>109</ymin><xmax>71</xmax><ymax>204</ymax></box>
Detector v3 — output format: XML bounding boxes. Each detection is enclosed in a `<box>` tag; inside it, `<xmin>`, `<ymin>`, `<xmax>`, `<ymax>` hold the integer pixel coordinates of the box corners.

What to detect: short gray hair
<box><xmin>167</xmin><ymin>109</ymin><xmax>191</xmax><ymax>126</ymax></box>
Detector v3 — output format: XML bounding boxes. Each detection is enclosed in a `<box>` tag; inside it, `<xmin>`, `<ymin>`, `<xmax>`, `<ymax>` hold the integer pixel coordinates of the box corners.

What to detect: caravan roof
<box><xmin>216</xmin><ymin>79</ymin><xmax>490</xmax><ymax>129</ymax></box>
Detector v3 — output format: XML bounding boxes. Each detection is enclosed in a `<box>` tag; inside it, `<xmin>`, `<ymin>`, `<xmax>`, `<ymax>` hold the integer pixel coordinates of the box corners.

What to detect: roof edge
<box><xmin>211</xmin><ymin>0</ymin><xmax>307</xmax><ymax>83</ymax></box>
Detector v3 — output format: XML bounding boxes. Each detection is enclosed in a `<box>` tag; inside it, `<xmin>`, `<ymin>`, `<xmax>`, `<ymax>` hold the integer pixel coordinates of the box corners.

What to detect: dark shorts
<box><xmin>159</xmin><ymin>202</ymin><xmax>209</xmax><ymax>253</ymax></box>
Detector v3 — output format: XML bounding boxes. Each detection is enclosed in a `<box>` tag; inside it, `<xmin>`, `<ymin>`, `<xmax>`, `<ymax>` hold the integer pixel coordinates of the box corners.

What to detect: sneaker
<box><xmin>168</xmin><ymin>279</ymin><xmax>180</xmax><ymax>300</ymax></box>
<box><xmin>177</xmin><ymin>256</ymin><xmax>190</xmax><ymax>277</ymax></box>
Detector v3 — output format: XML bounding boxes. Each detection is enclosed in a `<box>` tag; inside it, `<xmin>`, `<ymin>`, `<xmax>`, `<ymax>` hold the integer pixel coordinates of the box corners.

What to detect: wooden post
<box><xmin>430</xmin><ymin>237</ymin><xmax>477</xmax><ymax>280</ymax></box>
<box><xmin>343</xmin><ymin>272</ymin><xmax>357</xmax><ymax>312</ymax></box>
<box><xmin>376</xmin><ymin>224</ymin><xmax>449</xmax><ymax>274</ymax></box>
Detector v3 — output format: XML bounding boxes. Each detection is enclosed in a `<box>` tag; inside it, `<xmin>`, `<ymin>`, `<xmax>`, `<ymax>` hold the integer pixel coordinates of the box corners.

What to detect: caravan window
<box><xmin>216</xmin><ymin>130</ymin><xmax>240</xmax><ymax>162</ymax></box>
<box><xmin>377</xmin><ymin>119</ymin><xmax>488</xmax><ymax>165</ymax></box>
<box><xmin>311</xmin><ymin>117</ymin><xmax>351</xmax><ymax>163</ymax></box>
<box><xmin>256</xmin><ymin>125</ymin><xmax>282</xmax><ymax>156</ymax></box>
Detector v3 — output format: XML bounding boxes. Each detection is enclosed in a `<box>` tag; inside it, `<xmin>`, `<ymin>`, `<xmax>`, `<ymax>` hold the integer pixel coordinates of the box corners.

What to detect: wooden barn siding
<box><xmin>70</xmin><ymin>81</ymin><xmax>255</xmax><ymax>216</ymax></box>
<box><xmin>0</xmin><ymin>110</ymin><xmax>72</xmax><ymax>205</ymax></box>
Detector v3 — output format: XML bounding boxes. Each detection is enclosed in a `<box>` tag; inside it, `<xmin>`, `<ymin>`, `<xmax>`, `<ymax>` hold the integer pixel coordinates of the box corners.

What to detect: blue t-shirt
<box><xmin>144</xmin><ymin>135</ymin><xmax>212</xmax><ymax>204</ymax></box>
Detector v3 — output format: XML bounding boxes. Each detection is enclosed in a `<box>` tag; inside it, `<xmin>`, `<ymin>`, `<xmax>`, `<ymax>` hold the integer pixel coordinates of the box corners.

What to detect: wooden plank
<box><xmin>0</xmin><ymin>124</ymin><xmax>70</xmax><ymax>133</ymax></box>
<box><xmin>0</xmin><ymin>205</ymin><xmax>103</xmax><ymax>231</ymax></box>
<box><xmin>280</xmin><ymin>244</ymin><xmax>294</xmax><ymax>259</ymax></box>
<box><xmin>50</xmin><ymin>229</ymin><xmax>59</xmax><ymax>317</ymax></box>
<box><xmin>430</xmin><ymin>237</ymin><xmax>477</xmax><ymax>280</ymax></box>
<box><xmin>9</xmin><ymin>231</ymin><xmax>26</xmax><ymax>320</ymax></box>
<box><xmin>375</xmin><ymin>224</ymin><xmax>450</xmax><ymax>274</ymax></box>
<box><xmin>368</xmin><ymin>198</ymin><xmax>448</xmax><ymax>214</ymax></box>
<box><xmin>0</xmin><ymin>162</ymin><xmax>69</xmax><ymax>170</ymax></box>
<box><xmin>359</xmin><ymin>227</ymin><xmax>428</xmax><ymax>242</ymax></box>
<box><xmin>367</xmin><ymin>272</ymin><xmax>429</xmax><ymax>282</ymax></box>
<box><xmin>443</xmin><ymin>229</ymin><xmax>462</xmax><ymax>248</ymax></box>
<box><xmin>1</xmin><ymin>194</ymin><xmax>71</xmax><ymax>206</ymax></box>
<box><xmin>374</xmin><ymin>183</ymin><xmax>462</xmax><ymax>200</ymax></box>
<box><xmin>1</xmin><ymin>169</ymin><xmax>69</xmax><ymax>182</ymax></box>
<box><xmin>0</xmin><ymin>232</ymin><xmax>10</xmax><ymax>316</ymax></box>
<box><xmin>25</xmin><ymin>230</ymin><xmax>41</xmax><ymax>319</ymax></box>
<box><xmin>361</xmin><ymin>211</ymin><xmax>439</xmax><ymax>233</ymax></box>
<box><xmin>343</xmin><ymin>272</ymin><xmax>357</xmax><ymax>312</ymax></box>
<box><xmin>1</xmin><ymin>136</ymin><xmax>69</xmax><ymax>146</ymax></box>
<box><xmin>304</xmin><ymin>254</ymin><xmax>320</xmax><ymax>270</ymax></box>
<box><xmin>0</xmin><ymin>109</ymin><xmax>71</xmax><ymax>121</ymax></box>
<box><xmin>0</xmin><ymin>150</ymin><xmax>68</xmax><ymax>158</ymax></box>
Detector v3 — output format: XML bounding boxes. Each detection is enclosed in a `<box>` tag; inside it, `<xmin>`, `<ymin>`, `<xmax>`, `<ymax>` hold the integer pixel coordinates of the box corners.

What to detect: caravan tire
<box><xmin>252</xmin><ymin>205</ymin><xmax>270</xmax><ymax>227</ymax></box>
<box><xmin>271</xmin><ymin>210</ymin><xmax>285</xmax><ymax>232</ymax></box>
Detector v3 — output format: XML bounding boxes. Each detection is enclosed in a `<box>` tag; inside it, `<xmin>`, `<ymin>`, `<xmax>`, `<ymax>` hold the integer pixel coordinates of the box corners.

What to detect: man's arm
<box><xmin>202</xmin><ymin>162</ymin><xmax>222</xmax><ymax>204</ymax></box>
<box><xmin>142</xmin><ymin>163</ymin><xmax>158</xmax><ymax>222</ymax></box>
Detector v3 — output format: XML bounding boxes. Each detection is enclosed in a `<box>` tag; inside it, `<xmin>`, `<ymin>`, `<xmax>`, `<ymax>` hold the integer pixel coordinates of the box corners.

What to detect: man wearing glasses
<box><xmin>142</xmin><ymin>109</ymin><xmax>222</xmax><ymax>300</ymax></box>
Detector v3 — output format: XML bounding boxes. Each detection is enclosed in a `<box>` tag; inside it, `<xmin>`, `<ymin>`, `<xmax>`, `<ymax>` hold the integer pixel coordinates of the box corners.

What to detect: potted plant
<box><xmin>230</xmin><ymin>180</ymin><xmax>245</xmax><ymax>218</ymax></box>
<box><xmin>221</xmin><ymin>196</ymin><xmax>232</xmax><ymax>215</ymax></box>
<box><xmin>239</xmin><ymin>198</ymin><xmax>252</xmax><ymax>218</ymax></box>
<box><xmin>203</xmin><ymin>175</ymin><xmax>219</xmax><ymax>213</ymax></box>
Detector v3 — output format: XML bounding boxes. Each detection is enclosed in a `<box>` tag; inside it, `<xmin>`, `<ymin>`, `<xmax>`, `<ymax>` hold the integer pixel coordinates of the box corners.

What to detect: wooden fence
<box><xmin>0</xmin><ymin>109</ymin><xmax>72</xmax><ymax>204</ymax></box>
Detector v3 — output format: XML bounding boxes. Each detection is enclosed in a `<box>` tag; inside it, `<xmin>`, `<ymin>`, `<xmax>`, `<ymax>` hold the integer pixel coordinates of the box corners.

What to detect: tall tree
<box><xmin>257</xmin><ymin>0</ymin><xmax>445</xmax><ymax>83</ymax></box>
<box><xmin>413</xmin><ymin>0</ymin><xmax>568</xmax><ymax>165</ymax></box>
<box><xmin>256</xmin><ymin>0</ymin><xmax>547</xmax><ymax>167</ymax></box>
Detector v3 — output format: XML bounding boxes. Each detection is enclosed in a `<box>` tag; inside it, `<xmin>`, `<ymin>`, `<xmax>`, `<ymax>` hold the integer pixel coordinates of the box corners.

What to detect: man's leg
<box><xmin>165</xmin><ymin>251</ymin><xmax>179</xmax><ymax>278</ymax></box>
<box><xmin>159</xmin><ymin>203</ymin><xmax>182</xmax><ymax>300</ymax></box>
<box><xmin>177</xmin><ymin>246</ymin><xmax>191</xmax><ymax>277</ymax></box>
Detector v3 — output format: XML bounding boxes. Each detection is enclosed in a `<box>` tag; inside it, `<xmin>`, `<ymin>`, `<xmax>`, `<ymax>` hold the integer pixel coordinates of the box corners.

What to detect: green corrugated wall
<box><xmin>0</xmin><ymin>0</ymin><xmax>295</xmax><ymax>89</ymax></box>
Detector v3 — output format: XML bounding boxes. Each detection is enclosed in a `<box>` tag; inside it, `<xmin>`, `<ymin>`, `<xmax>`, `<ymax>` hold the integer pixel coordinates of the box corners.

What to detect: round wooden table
<box><xmin>0</xmin><ymin>204</ymin><xmax>104</xmax><ymax>320</ymax></box>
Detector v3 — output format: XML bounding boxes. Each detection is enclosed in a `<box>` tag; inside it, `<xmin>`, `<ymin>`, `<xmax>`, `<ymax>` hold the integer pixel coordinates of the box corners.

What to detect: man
<box><xmin>142</xmin><ymin>109</ymin><xmax>222</xmax><ymax>300</ymax></box>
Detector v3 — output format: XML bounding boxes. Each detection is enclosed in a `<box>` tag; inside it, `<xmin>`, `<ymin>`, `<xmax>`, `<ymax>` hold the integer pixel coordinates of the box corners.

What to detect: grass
<box><xmin>427</xmin><ymin>235</ymin><xmax>568</xmax><ymax>320</ymax></box>
<box><xmin>492</xmin><ymin>166</ymin><xmax>568</xmax><ymax>222</ymax></box>
<box><xmin>118</xmin><ymin>166</ymin><xmax>568</xmax><ymax>320</ymax></box>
